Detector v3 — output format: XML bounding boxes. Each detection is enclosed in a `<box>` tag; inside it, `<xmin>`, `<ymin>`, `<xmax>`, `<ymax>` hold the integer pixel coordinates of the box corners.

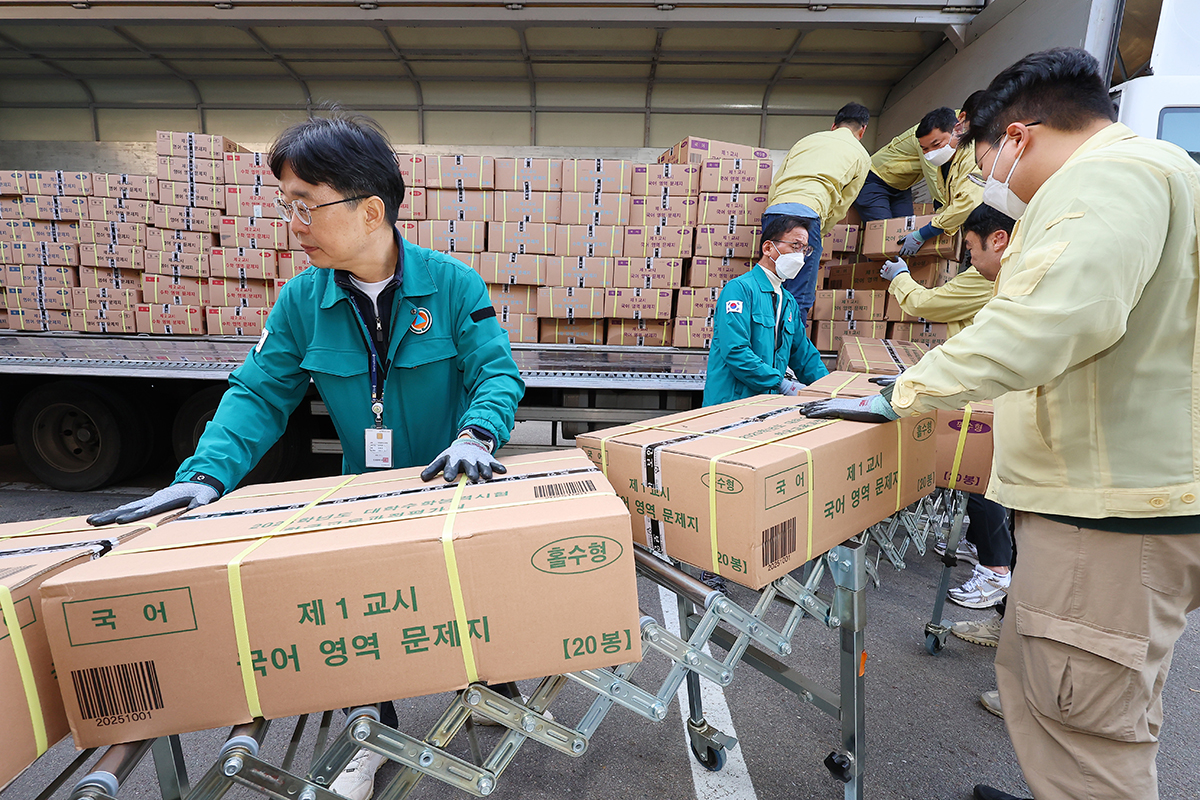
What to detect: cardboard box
<box><xmin>810</xmin><ymin>289</ymin><xmax>886</xmax><ymax>322</ymax></box>
<box><xmin>134</xmin><ymin>303</ymin><xmax>205</xmax><ymax>334</ymax></box>
<box><xmin>487</xmin><ymin>221</ymin><xmax>556</xmax><ymax>255</ymax></box>
<box><xmin>224</xmin><ymin>152</ymin><xmax>280</xmax><ymax>187</ymax></box>
<box><xmin>559</xmin><ymin>192</ymin><xmax>631</xmax><ymax>227</ymax></box>
<box><xmin>556</xmin><ymin>225</ymin><xmax>623</xmax><ymax>258</ymax></box>
<box><xmin>90</xmin><ymin>174</ymin><xmax>158</xmax><ymax>201</ymax></box>
<box><xmin>694</xmin><ymin>225</ymin><xmax>759</xmax><ymax>259</ymax></box>
<box><xmin>393</xmin><ymin>153</ymin><xmax>425</xmax><ymax>189</ymax></box>
<box><xmin>606</xmin><ymin>319</ymin><xmax>672</xmax><ymax>347</ymax></box>
<box><xmin>811</xmin><ymin>320</ymin><xmax>888</xmax><ymax>352</ymax></box>
<box><xmin>0</xmin><ymin>307</ymin><xmax>7</xmax><ymax>328</ymax></box>
<box><xmin>27</xmin><ymin>171</ymin><xmax>92</xmax><ymax>197</ymax></box>
<box><xmin>204</xmin><ymin>277</ymin><xmax>273</xmax><ymax>308</ymax></box>
<box><xmin>419</xmin><ymin>220</ymin><xmax>486</xmax><ymax>254</ymax></box>
<box><xmin>542</xmin><ymin>256</ymin><xmax>611</xmax><ymax>288</ymax></box>
<box><xmin>5</xmin><ymin>308</ymin><xmax>70</xmax><ymax>331</ymax></box>
<box><xmin>20</xmin><ymin>196</ymin><xmax>88</xmax><ymax>221</ymax></box>
<box><xmin>887</xmin><ymin>321</ymin><xmax>950</xmax><ymax>348</ymax></box>
<box><xmin>70</xmin><ymin>308</ymin><xmax>137</xmax><ymax>333</ymax></box>
<box><xmin>154</xmin><ymin>205</ymin><xmax>221</xmax><ymax>233</ymax></box>
<box><xmin>884</xmin><ymin>292</ymin><xmax>922</xmax><ymax>322</ymax></box>
<box><xmin>488</xmin><ymin>284</ymin><xmax>538</xmax><ymax>315</ymax></box>
<box><xmin>397</xmin><ymin>187</ymin><xmax>427</xmax><ymax>221</ymax></box>
<box><xmin>537</xmin><ymin>286</ymin><xmax>606</xmax><ymax>320</ymax></box>
<box><xmin>425</xmin><ymin>156</ymin><xmax>495</xmax><ymax>190</ymax></box>
<box><xmin>86</xmin><ymin>196</ymin><xmax>157</xmax><ymax>224</ymax></box>
<box><xmin>156</xmin><ymin>182</ymin><xmax>222</xmax><ymax>212</ymax></box>
<box><xmin>79</xmin><ymin>243</ymin><xmax>143</xmax><ymax>272</ymax></box>
<box><xmin>80</xmin><ymin>221</ymin><xmax>149</xmax><ymax>249</ymax></box>
<box><xmin>157</xmin><ymin>156</ymin><xmax>224</xmax><ymax>185</ymax></box>
<box><xmin>835</xmin><ymin>337</ymin><xmax>928</xmax><ymax>375</ymax></box>
<box><xmin>276</xmin><ymin>251</ymin><xmax>312</xmax><ymax>281</ymax></box>
<box><xmin>697</xmin><ymin>193</ymin><xmax>769</xmax><ymax>226</ymax></box>
<box><xmin>219</xmin><ymin>217</ymin><xmax>289</xmax><ymax>251</ymax></box>
<box><xmin>672</xmin><ymin>316</ymin><xmax>714</xmax><ymax>348</ymax></box>
<box><xmin>687</xmin><ymin>256</ymin><xmax>754</xmax><ymax>287</ymax></box>
<box><xmin>146</xmin><ymin>227</ymin><xmax>214</xmax><ymax>254</ymax></box>
<box><xmin>0</xmin><ymin>241</ymin><xmax>79</xmax><ymax>267</ymax></box>
<box><xmin>861</xmin><ymin>216</ymin><xmax>962</xmax><ymax>260</ymax></box>
<box><xmin>576</xmin><ymin>395</ymin><xmax>936</xmax><ymax>588</ymax></box>
<box><xmin>141</xmin><ymin>273</ymin><xmax>203</xmax><ymax>306</ymax></box>
<box><xmin>427</xmin><ymin>189</ymin><xmax>493</xmax><ymax>222</ymax></box>
<box><xmin>495</xmin><ymin>310</ymin><xmax>538</xmax><ymax>343</ymax></box>
<box><xmin>1</xmin><ymin>220</ymin><xmax>80</xmax><ymax>245</ymax></box>
<box><xmin>698</xmin><ymin>158</ymin><xmax>773</xmax><ymax>194</ymax></box>
<box><xmin>623</xmin><ymin>226</ymin><xmax>693</xmax><ymax>259</ymax></box>
<box><xmin>822</xmin><ymin>256</ymin><xmax>958</xmax><ymax>291</ymax></box>
<box><xmin>40</xmin><ymin>452</ymin><xmax>638</xmax><ymax>747</ymax></box>
<box><xmin>208</xmin><ymin>247</ymin><xmax>277</xmax><ymax>281</ymax></box>
<box><xmin>658</xmin><ymin>136</ymin><xmax>770</xmax><ymax>165</ymax></box>
<box><xmin>5</xmin><ymin>285</ymin><xmax>73</xmax><ymax>310</ymax></box>
<box><xmin>676</xmin><ymin>287</ymin><xmax>721</xmax><ymax>318</ymax></box>
<box><xmin>631</xmin><ymin>163</ymin><xmax>700</xmax><ymax>196</ymax></box>
<box><xmin>629</xmin><ymin>195</ymin><xmax>699</xmax><ymax>227</ymax></box>
<box><xmin>494</xmin><ymin>158</ymin><xmax>562</xmax><ymax>192</ymax></box>
<box><xmin>206</xmin><ymin>306</ymin><xmax>270</xmax><ymax>336</ymax></box>
<box><xmin>475</xmin><ymin>252</ymin><xmax>542</xmax><ymax>286</ymax></box>
<box><xmin>539</xmin><ymin>319</ymin><xmax>605</xmax><ymax>344</ymax></box>
<box><xmin>935</xmin><ymin>403</ymin><xmax>994</xmax><ymax>492</ymax></box>
<box><xmin>561</xmin><ymin>159</ymin><xmax>633</xmax><ymax>194</ymax></box>
<box><xmin>2</xmin><ymin>264</ymin><xmax>78</xmax><ymax>288</ymax></box>
<box><xmin>0</xmin><ymin>170</ymin><xmax>27</xmax><ymax>196</ymax></box>
<box><xmin>156</xmin><ymin>131</ymin><xmax>243</xmax><ymax>160</ymax></box>
<box><xmin>611</xmin><ymin>257</ymin><xmax>682</xmax><ymax>289</ymax></box>
<box><xmin>822</xmin><ymin>224</ymin><xmax>860</xmax><ymax>254</ymax></box>
<box><xmin>224</xmin><ymin>185</ymin><xmax>278</xmax><ymax>218</ymax></box>
<box><xmin>493</xmin><ymin>192</ymin><xmax>560</xmax><ymax>224</ymax></box>
<box><xmin>78</xmin><ymin>266</ymin><xmax>142</xmax><ymax>291</ymax></box>
<box><xmin>70</xmin><ymin>287</ymin><xmax>143</xmax><ymax>311</ymax></box>
<box><xmin>604</xmin><ymin>287</ymin><xmax>673</xmax><ymax>320</ymax></box>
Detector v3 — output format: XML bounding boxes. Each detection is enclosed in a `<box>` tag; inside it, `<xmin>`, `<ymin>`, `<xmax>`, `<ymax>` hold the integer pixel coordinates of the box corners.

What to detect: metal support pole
<box><xmin>829</xmin><ymin>540</ymin><xmax>867</xmax><ymax>799</ymax></box>
<box><xmin>151</xmin><ymin>735</ymin><xmax>190</xmax><ymax>800</ymax></box>
<box><xmin>924</xmin><ymin>489</ymin><xmax>969</xmax><ymax>654</ymax></box>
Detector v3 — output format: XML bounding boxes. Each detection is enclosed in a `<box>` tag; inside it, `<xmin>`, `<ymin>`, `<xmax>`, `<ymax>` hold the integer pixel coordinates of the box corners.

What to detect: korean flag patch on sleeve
<box><xmin>726</xmin><ymin>300</ymin><xmax>743</xmax><ymax>314</ymax></box>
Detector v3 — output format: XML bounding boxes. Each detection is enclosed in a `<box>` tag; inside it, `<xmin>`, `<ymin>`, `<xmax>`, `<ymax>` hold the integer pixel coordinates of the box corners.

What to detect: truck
<box><xmin>0</xmin><ymin>0</ymin><xmax>1194</xmax><ymax>491</ymax></box>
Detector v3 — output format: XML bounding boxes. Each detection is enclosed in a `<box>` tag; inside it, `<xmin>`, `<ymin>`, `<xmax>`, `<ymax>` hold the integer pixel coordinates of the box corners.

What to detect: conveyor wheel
<box><xmin>690</xmin><ymin>742</ymin><xmax>727</xmax><ymax>772</ymax></box>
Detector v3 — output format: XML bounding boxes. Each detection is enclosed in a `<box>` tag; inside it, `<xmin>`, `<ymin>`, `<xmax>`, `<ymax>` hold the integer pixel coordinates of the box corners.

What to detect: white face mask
<box><xmin>925</xmin><ymin>143</ymin><xmax>954</xmax><ymax>167</ymax></box>
<box><xmin>769</xmin><ymin>245</ymin><xmax>807</xmax><ymax>281</ymax></box>
<box><xmin>982</xmin><ymin>136</ymin><xmax>1029</xmax><ymax>219</ymax></box>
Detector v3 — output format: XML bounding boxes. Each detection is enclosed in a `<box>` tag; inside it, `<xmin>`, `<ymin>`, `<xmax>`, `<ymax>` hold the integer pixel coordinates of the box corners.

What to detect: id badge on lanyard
<box><xmin>361</xmin><ymin>316</ymin><xmax>393</xmax><ymax>469</ymax></box>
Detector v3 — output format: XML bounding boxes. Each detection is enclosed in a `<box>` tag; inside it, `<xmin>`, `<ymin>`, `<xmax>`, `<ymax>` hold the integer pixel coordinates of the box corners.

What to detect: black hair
<box><xmin>960</xmin><ymin>90</ymin><xmax>987</xmax><ymax>124</ymax></box>
<box><xmin>834</xmin><ymin>102</ymin><xmax>870</xmax><ymax>131</ymax></box>
<box><xmin>962</xmin><ymin>203</ymin><xmax>1015</xmax><ymax>240</ymax></box>
<box><xmin>962</xmin><ymin>47</ymin><xmax>1117</xmax><ymax>148</ymax></box>
<box><xmin>916</xmin><ymin>107</ymin><xmax>957</xmax><ymax>139</ymax></box>
<box><xmin>759</xmin><ymin>215</ymin><xmax>811</xmax><ymax>259</ymax></box>
<box><xmin>269</xmin><ymin>109</ymin><xmax>405</xmax><ymax>225</ymax></box>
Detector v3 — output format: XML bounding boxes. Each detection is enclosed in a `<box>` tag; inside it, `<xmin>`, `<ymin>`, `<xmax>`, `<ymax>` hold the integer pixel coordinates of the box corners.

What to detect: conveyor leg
<box><xmin>924</xmin><ymin>490</ymin><xmax>969</xmax><ymax>655</ymax></box>
<box><xmin>151</xmin><ymin>735</ymin><xmax>189</xmax><ymax>800</ymax></box>
<box><xmin>829</xmin><ymin>540</ymin><xmax>866</xmax><ymax>800</ymax></box>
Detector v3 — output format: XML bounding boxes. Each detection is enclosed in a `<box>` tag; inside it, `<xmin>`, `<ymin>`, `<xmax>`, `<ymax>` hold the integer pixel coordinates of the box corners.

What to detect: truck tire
<box><xmin>13</xmin><ymin>381</ymin><xmax>145</xmax><ymax>491</ymax></box>
<box><xmin>171</xmin><ymin>385</ymin><xmax>301</xmax><ymax>487</ymax></box>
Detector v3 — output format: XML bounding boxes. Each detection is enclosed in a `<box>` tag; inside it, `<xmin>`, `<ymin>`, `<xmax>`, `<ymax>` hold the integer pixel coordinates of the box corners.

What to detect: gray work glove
<box><xmin>879</xmin><ymin>257</ymin><xmax>910</xmax><ymax>281</ymax></box>
<box><xmin>898</xmin><ymin>231</ymin><xmax>925</xmax><ymax>257</ymax></box>
<box><xmin>87</xmin><ymin>481</ymin><xmax>219</xmax><ymax>526</ymax></box>
<box><xmin>780</xmin><ymin>378</ymin><xmax>806</xmax><ymax>396</ymax></box>
<box><xmin>799</xmin><ymin>394</ymin><xmax>899</xmax><ymax>424</ymax></box>
<box><xmin>868</xmin><ymin>374</ymin><xmax>900</xmax><ymax>387</ymax></box>
<box><xmin>421</xmin><ymin>437</ymin><xmax>506</xmax><ymax>483</ymax></box>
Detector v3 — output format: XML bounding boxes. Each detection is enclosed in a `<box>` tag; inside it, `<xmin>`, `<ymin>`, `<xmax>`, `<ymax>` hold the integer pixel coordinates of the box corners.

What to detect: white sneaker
<box><xmin>934</xmin><ymin>538</ymin><xmax>979</xmax><ymax>566</ymax></box>
<box><xmin>948</xmin><ymin>565</ymin><xmax>1011</xmax><ymax>609</ymax></box>
<box><xmin>980</xmin><ymin>689</ymin><xmax>1003</xmax><ymax>719</ymax></box>
<box><xmin>329</xmin><ymin>749</ymin><xmax>385</xmax><ymax>800</ymax></box>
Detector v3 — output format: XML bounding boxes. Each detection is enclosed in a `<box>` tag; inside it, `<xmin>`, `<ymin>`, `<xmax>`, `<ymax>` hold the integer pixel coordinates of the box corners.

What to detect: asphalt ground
<box><xmin>2</xmin><ymin>447</ymin><xmax>1198</xmax><ymax>800</ymax></box>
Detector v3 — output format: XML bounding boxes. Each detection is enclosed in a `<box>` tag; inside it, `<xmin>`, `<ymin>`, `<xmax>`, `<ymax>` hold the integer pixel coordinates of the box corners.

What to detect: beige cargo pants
<box><xmin>995</xmin><ymin>513</ymin><xmax>1200</xmax><ymax>800</ymax></box>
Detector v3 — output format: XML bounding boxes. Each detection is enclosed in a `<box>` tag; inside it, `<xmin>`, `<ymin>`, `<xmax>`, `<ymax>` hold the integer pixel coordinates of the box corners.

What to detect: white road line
<box><xmin>658</xmin><ymin>585</ymin><xmax>760</xmax><ymax>800</ymax></box>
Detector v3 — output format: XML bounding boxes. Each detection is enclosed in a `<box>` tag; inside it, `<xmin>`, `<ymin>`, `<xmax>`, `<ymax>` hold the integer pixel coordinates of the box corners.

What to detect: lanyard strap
<box><xmin>348</xmin><ymin>298</ymin><xmax>388</xmax><ymax>427</ymax></box>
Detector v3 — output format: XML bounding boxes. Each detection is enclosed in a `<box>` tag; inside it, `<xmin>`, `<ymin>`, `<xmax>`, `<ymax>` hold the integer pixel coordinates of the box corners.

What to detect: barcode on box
<box><xmin>71</xmin><ymin>660</ymin><xmax>164</xmax><ymax>720</ymax></box>
<box><xmin>533</xmin><ymin>479</ymin><xmax>597</xmax><ymax>500</ymax></box>
<box><xmin>762</xmin><ymin>517</ymin><xmax>797</xmax><ymax>567</ymax></box>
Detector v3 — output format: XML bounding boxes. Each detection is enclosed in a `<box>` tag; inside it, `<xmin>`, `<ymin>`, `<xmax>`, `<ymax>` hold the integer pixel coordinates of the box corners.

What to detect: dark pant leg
<box><xmin>853</xmin><ymin>173</ymin><xmax>895</xmax><ymax>222</ymax></box>
<box><xmin>889</xmin><ymin>187</ymin><xmax>914</xmax><ymax>218</ymax></box>
<box><xmin>379</xmin><ymin>701</ymin><xmax>399</xmax><ymax>728</ymax></box>
<box><xmin>965</xmin><ymin>493</ymin><xmax>1012</xmax><ymax>568</ymax></box>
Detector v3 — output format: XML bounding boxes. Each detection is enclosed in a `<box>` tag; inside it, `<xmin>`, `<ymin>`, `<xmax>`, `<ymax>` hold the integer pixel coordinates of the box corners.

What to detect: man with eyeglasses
<box><xmin>799</xmin><ymin>47</ymin><xmax>1200</xmax><ymax>800</ymax></box>
<box><xmin>763</xmin><ymin>102</ymin><xmax>872</xmax><ymax>327</ymax></box>
<box><xmin>703</xmin><ymin>215</ymin><xmax>828</xmax><ymax>408</ymax></box>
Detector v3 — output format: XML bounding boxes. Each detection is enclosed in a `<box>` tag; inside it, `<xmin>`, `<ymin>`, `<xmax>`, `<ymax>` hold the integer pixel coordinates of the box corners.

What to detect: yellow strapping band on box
<box><xmin>895</xmin><ymin>418</ymin><xmax>904</xmax><ymax>512</ymax></box>
<box><xmin>227</xmin><ymin>474</ymin><xmax>356</xmax><ymax>718</ymax></box>
<box><xmin>827</xmin><ymin>374</ymin><xmax>859</xmax><ymax>399</ymax></box>
<box><xmin>440</xmin><ymin>476</ymin><xmax>478</xmax><ymax>682</ymax></box>
<box><xmin>1</xmin><ymin>584</ymin><xmax>47</xmax><ymax>756</ymax></box>
<box><xmin>948</xmin><ymin>403</ymin><xmax>973</xmax><ymax>491</ymax></box>
<box><xmin>854</xmin><ymin>338</ymin><xmax>869</xmax><ymax>372</ymax></box>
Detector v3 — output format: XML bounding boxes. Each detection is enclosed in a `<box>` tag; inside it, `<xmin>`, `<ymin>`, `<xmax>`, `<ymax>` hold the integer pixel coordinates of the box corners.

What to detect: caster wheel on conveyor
<box><xmin>926</xmin><ymin>632</ymin><xmax>945</xmax><ymax>655</ymax></box>
<box><xmin>690</xmin><ymin>742</ymin><xmax>727</xmax><ymax>772</ymax></box>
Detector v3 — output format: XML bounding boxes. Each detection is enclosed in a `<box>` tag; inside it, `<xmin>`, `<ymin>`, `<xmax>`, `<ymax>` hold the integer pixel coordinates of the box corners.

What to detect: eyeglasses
<box><xmin>274</xmin><ymin>194</ymin><xmax>369</xmax><ymax>225</ymax></box>
<box><xmin>771</xmin><ymin>239</ymin><xmax>814</xmax><ymax>257</ymax></box>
